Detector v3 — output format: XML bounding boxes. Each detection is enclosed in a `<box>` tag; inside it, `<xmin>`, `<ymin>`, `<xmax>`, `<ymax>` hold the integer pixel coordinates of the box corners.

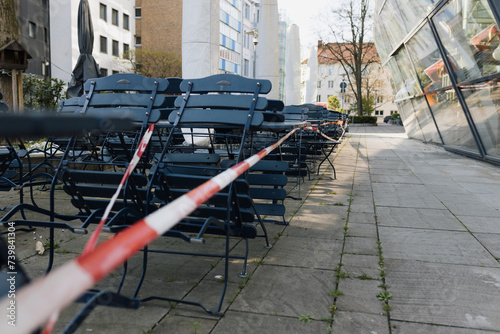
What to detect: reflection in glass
<box><xmin>394</xmin><ymin>49</ymin><xmax>422</xmax><ymax>100</ymax></box>
<box><xmin>398</xmin><ymin>100</ymin><xmax>425</xmax><ymax>141</ymax></box>
<box><xmin>385</xmin><ymin>57</ymin><xmax>404</xmax><ymax>95</ymax></box>
<box><xmin>406</xmin><ymin>23</ymin><xmax>451</xmax><ymax>94</ymax></box>
<box><xmin>379</xmin><ymin>0</ymin><xmax>409</xmax><ymax>49</ymax></box>
<box><xmin>429</xmin><ymin>87</ymin><xmax>478</xmax><ymax>151</ymax></box>
<box><xmin>460</xmin><ymin>78</ymin><xmax>500</xmax><ymax>157</ymax></box>
<box><xmin>434</xmin><ymin>0</ymin><xmax>500</xmax><ymax>83</ymax></box>
<box><xmin>374</xmin><ymin>18</ymin><xmax>393</xmax><ymax>63</ymax></box>
<box><xmin>412</xmin><ymin>96</ymin><xmax>441</xmax><ymax>144</ymax></box>
<box><xmin>397</xmin><ymin>0</ymin><xmax>437</xmax><ymax>34</ymax></box>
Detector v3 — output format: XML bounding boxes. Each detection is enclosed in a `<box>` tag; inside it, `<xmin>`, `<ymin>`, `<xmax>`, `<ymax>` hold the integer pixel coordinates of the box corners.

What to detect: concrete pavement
<box><xmin>2</xmin><ymin>123</ymin><xmax>500</xmax><ymax>333</ymax></box>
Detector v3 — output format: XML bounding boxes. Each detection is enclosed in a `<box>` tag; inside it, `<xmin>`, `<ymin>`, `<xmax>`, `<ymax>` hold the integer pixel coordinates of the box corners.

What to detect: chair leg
<box><xmin>116</xmin><ymin>261</ymin><xmax>128</xmax><ymax>295</ymax></box>
<box><xmin>133</xmin><ymin>246</ymin><xmax>149</xmax><ymax>298</ymax></box>
<box><xmin>44</xmin><ymin>227</ymin><xmax>55</xmax><ymax>274</ymax></box>
<box><xmin>238</xmin><ymin>238</ymin><xmax>250</xmax><ymax>278</ymax></box>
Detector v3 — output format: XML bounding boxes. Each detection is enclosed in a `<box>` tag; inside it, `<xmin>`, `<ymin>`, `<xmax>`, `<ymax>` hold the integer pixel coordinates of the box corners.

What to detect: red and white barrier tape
<box><xmin>0</xmin><ymin>127</ymin><xmax>298</xmax><ymax>334</ymax></box>
<box><xmin>83</xmin><ymin>123</ymin><xmax>155</xmax><ymax>256</ymax></box>
<box><xmin>40</xmin><ymin>124</ymin><xmax>155</xmax><ymax>334</ymax></box>
<box><xmin>303</xmin><ymin>126</ymin><xmax>340</xmax><ymax>143</ymax></box>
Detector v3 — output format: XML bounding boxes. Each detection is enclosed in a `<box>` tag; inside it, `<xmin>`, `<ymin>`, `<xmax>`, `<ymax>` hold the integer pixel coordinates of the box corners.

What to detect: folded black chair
<box><xmin>122</xmin><ymin>74</ymin><xmax>273</xmax><ymax>315</ymax></box>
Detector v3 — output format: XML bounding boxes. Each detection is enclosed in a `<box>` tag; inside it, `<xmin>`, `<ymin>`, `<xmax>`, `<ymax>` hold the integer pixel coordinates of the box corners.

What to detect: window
<box><xmin>135</xmin><ymin>36</ymin><xmax>142</xmax><ymax>46</ymax></box>
<box><xmin>112</xmin><ymin>70</ymin><xmax>119</xmax><ymax>75</ymax></box>
<box><xmin>123</xmin><ymin>43</ymin><xmax>130</xmax><ymax>59</ymax></box>
<box><xmin>123</xmin><ymin>14</ymin><xmax>129</xmax><ymax>30</ymax></box>
<box><xmin>244</xmin><ymin>3</ymin><xmax>250</xmax><ymax>19</ymax></box>
<box><xmin>29</xmin><ymin>22</ymin><xmax>36</xmax><ymax>38</ymax></box>
<box><xmin>316</xmin><ymin>95</ymin><xmax>321</xmax><ymax>102</ymax></box>
<box><xmin>135</xmin><ymin>7</ymin><xmax>141</xmax><ymax>18</ymax></box>
<box><xmin>244</xmin><ymin>59</ymin><xmax>249</xmax><ymax>77</ymax></box>
<box><xmin>328</xmin><ymin>80</ymin><xmax>334</xmax><ymax>88</ymax></box>
<box><xmin>317</xmin><ymin>80</ymin><xmax>321</xmax><ymax>88</ymax></box>
<box><xmin>100</xmin><ymin>3</ymin><xmax>107</xmax><ymax>21</ymax></box>
<box><xmin>100</xmin><ymin>68</ymin><xmax>108</xmax><ymax>76</ymax></box>
<box><xmin>112</xmin><ymin>40</ymin><xmax>119</xmax><ymax>56</ymax></box>
<box><xmin>100</xmin><ymin>36</ymin><xmax>107</xmax><ymax>53</ymax></box>
<box><xmin>112</xmin><ymin>9</ymin><xmax>119</xmax><ymax>26</ymax></box>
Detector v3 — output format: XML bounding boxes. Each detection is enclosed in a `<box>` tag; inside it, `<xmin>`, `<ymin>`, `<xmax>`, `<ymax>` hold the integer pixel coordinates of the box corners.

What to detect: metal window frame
<box><xmin>379</xmin><ymin>0</ymin><xmax>500</xmax><ymax>160</ymax></box>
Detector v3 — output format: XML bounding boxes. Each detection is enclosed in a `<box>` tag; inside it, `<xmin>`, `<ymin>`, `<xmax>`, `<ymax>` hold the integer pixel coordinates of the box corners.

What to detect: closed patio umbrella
<box><xmin>67</xmin><ymin>0</ymin><xmax>100</xmax><ymax>97</ymax></box>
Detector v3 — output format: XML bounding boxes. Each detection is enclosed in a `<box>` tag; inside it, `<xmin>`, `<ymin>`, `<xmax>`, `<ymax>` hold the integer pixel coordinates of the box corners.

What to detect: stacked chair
<box><xmin>0</xmin><ymin>73</ymin><xmax>346</xmax><ymax>331</ymax></box>
<box><xmin>124</xmin><ymin>74</ymin><xmax>275</xmax><ymax>315</ymax></box>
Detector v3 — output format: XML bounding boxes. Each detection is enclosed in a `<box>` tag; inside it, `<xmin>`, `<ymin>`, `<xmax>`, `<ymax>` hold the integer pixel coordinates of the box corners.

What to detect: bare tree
<box><xmin>320</xmin><ymin>0</ymin><xmax>377</xmax><ymax>116</ymax></box>
<box><xmin>121</xmin><ymin>49</ymin><xmax>182</xmax><ymax>78</ymax></box>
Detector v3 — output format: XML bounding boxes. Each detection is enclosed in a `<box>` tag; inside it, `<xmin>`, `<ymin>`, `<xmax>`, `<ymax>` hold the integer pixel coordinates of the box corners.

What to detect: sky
<box><xmin>277</xmin><ymin>0</ymin><xmax>334</xmax><ymax>58</ymax></box>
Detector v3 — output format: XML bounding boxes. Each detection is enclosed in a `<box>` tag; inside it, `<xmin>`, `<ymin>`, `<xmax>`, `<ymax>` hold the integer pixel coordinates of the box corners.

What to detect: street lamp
<box><xmin>245</xmin><ymin>29</ymin><xmax>258</xmax><ymax>78</ymax></box>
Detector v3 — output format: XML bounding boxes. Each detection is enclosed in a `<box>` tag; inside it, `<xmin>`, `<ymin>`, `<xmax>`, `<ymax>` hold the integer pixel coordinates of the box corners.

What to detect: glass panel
<box><xmin>398</xmin><ymin>99</ymin><xmax>425</xmax><ymax>141</ymax></box>
<box><xmin>406</xmin><ymin>23</ymin><xmax>452</xmax><ymax>93</ymax></box>
<box><xmin>379</xmin><ymin>0</ymin><xmax>408</xmax><ymax>48</ymax></box>
<box><xmin>460</xmin><ymin>78</ymin><xmax>500</xmax><ymax>157</ymax></box>
<box><xmin>433</xmin><ymin>0</ymin><xmax>500</xmax><ymax>83</ymax></box>
<box><xmin>429</xmin><ymin>87</ymin><xmax>478</xmax><ymax>151</ymax></box>
<box><xmin>374</xmin><ymin>18</ymin><xmax>393</xmax><ymax>63</ymax></box>
<box><xmin>394</xmin><ymin>48</ymin><xmax>422</xmax><ymax>99</ymax></box>
<box><xmin>412</xmin><ymin>95</ymin><xmax>442</xmax><ymax>143</ymax></box>
<box><xmin>398</xmin><ymin>0</ymin><xmax>437</xmax><ymax>33</ymax></box>
<box><xmin>385</xmin><ymin>57</ymin><xmax>405</xmax><ymax>97</ymax></box>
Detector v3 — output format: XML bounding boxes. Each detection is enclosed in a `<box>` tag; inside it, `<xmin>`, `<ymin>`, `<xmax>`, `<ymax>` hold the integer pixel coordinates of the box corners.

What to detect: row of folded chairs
<box><xmin>0</xmin><ymin>73</ymin><xmax>346</xmax><ymax>332</ymax></box>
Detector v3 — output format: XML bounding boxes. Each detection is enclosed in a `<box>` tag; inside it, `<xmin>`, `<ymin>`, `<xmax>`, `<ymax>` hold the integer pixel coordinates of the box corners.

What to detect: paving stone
<box><xmin>264</xmin><ymin>236</ymin><xmax>342</xmax><ymax>270</ymax></box>
<box><xmin>434</xmin><ymin>193</ymin><xmax>500</xmax><ymax>218</ymax></box>
<box><xmin>230</xmin><ymin>265</ymin><xmax>334</xmax><ymax>319</ymax></box>
<box><xmin>341</xmin><ymin>254</ymin><xmax>381</xmax><ymax>278</ymax></box>
<box><xmin>456</xmin><ymin>182</ymin><xmax>500</xmax><ymax>195</ymax></box>
<box><xmin>348</xmin><ymin>212</ymin><xmax>376</xmax><ymax>225</ymax></box>
<box><xmin>372</xmin><ymin>183</ymin><xmax>445</xmax><ymax>209</ymax></box>
<box><xmin>386</xmin><ymin>259</ymin><xmax>500</xmax><ymax>331</ymax></box>
<box><xmin>376</xmin><ymin>207</ymin><xmax>466</xmax><ymax>231</ymax></box>
<box><xmin>474</xmin><ymin>233</ymin><xmax>500</xmax><ymax>260</ymax></box>
<box><xmin>390</xmin><ymin>321</ymin><xmax>489</xmax><ymax>334</ymax></box>
<box><xmin>153</xmin><ymin>315</ymin><xmax>218</xmax><ymax>334</ymax></box>
<box><xmin>349</xmin><ymin>202</ymin><xmax>375</xmax><ymax>214</ymax></box>
<box><xmin>346</xmin><ymin>223</ymin><xmax>378</xmax><ymax>238</ymax></box>
<box><xmin>284</xmin><ymin>219</ymin><xmax>345</xmax><ymax>241</ymax></box>
<box><xmin>425</xmin><ymin>183</ymin><xmax>471</xmax><ymax>194</ymax></box>
<box><xmin>343</xmin><ymin>237</ymin><xmax>379</xmax><ymax>256</ymax></box>
<box><xmin>379</xmin><ymin>226</ymin><xmax>499</xmax><ymax>267</ymax></box>
<box><xmin>370</xmin><ymin>168</ymin><xmax>415</xmax><ymax>176</ymax></box>
<box><xmin>336</xmin><ymin>279</ymin><xmax>385</xmax><ymax>314</ymax></box>
<box><xmin>371</xmin><ymin>174</ymin><xmax>422</xmax><ymax>184</ymax></box>
<box><xmin>213</xmin><ymin>311</ymin><xmax>326</xmax><ymax>333</ymax></box>
<box><xmin>333</xmin><ymin>311</ymin><xmax>390</xmax><ymax>334</ymax></box>
<box><xmin>457</xmin><ymin>216</ymin><xmax>500</xmax><ymax>233</ymax></box>
<box><xmin>55</xmin><ymin>303</ymin><xmax>168</xmax><ymax>334</ymax></box>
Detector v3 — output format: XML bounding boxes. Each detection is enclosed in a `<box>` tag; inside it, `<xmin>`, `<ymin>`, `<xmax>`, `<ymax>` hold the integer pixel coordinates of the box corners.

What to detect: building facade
<box><xmin>374</xmin><ymin>0</ymin><xmax>500</xmax><ymax>163</ymax></box>
<box><xmin>220</xmin><ymin>0</ymin><xmax>260</xmax><ymax>77</ymax></box>
<box><xmin>313</xmin><ymin>42</ymin><xmax>397</xmax><ymax>119</ymax></box>
<box><xmin>15</xmin><ymin>0</ymin><xmax>51</xmax><ymax>79</ymax></box>
<box><xmin>134</xmin><ymin>0</ymin><xmax>182</xmax><ymax>59</ymax></box>
<box><xmin>50</xmin><ymin>0</ymin><xmax>135</xmax><ymax>84</ymax></box>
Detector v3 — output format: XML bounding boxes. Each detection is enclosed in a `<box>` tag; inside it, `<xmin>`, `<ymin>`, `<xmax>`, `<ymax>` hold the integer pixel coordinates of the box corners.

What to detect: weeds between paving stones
<box><xmin>298</xmin><ymin>314</ymin><xmax>315</xmax><ymax>323</ymax></box>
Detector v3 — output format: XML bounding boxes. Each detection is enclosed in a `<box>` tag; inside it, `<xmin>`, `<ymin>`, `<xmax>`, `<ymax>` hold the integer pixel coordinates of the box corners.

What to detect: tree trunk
<box><xmin>0</xmin><ymin>0</ymin><xmax>20</xmax><ymax>111</ymax></box>
<box><xmin>0</xmin><ymin>0</ymin><xmax>18</xmax><ymax>45</ymax></box>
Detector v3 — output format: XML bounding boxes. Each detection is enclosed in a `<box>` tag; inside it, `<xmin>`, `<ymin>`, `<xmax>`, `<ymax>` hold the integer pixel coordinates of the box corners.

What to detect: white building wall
<box><xmin>50</xmin><ymin>0</ymin><xmax>135</xmax><ymax>84</ymax></box>
<box><xmin>316</xmin><ymin>62</ymin><xmax>397</xmax><ymax>119</ymax></box>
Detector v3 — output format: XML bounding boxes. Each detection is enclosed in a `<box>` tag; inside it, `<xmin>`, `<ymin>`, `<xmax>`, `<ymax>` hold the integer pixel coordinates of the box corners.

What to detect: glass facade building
<box><xmin>374</xmin><ymin>0</ymin><xmax>500</xmax><ymax>164</ymax></box>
